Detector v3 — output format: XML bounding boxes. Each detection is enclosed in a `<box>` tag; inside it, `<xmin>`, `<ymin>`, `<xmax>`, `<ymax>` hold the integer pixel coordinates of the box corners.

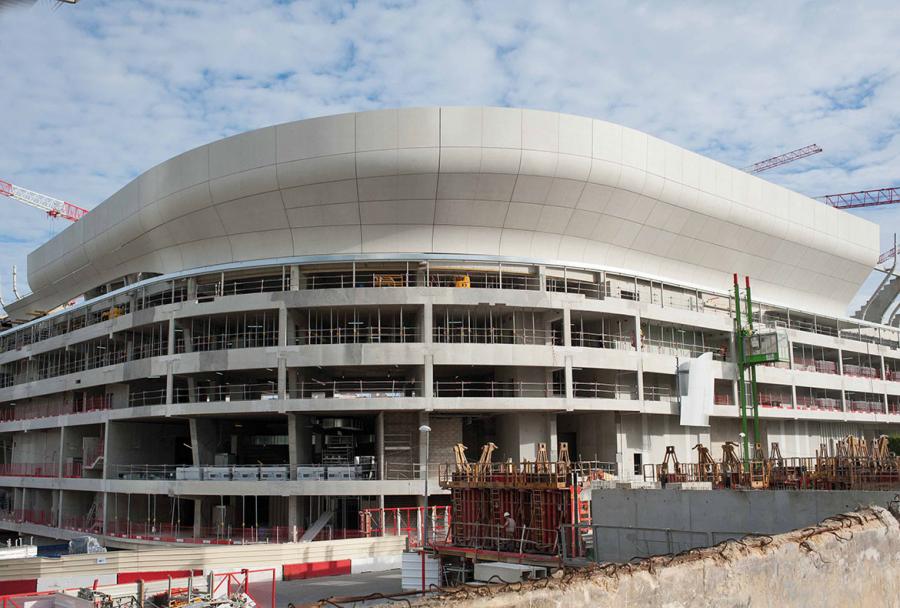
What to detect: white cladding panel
<box><xmin>14</xmin><ymin>107</ymin><xmax>879</xmax><ymax>319</ymax></box>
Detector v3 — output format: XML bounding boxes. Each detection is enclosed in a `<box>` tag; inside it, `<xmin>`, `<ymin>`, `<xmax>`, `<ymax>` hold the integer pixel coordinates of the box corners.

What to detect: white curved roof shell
<box><xmin>13</xmin><ymin>107</ymin><xmax>878</xmax><ymax>318</ymax></box>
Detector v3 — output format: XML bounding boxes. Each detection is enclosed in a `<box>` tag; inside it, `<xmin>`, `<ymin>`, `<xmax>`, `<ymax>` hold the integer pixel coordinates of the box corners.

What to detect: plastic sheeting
<box><xmin>679</xmin><ymin>352</ymin><xmax>715</xmax><ymax>427</ymax></box>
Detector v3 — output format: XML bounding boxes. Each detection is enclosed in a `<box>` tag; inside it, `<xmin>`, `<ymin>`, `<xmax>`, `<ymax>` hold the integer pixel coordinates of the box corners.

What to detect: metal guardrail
<box><xmin>291</xmin><ymin>380</ymin><xmax>421</xmax><ymax>399</ymax></box>
<box><xmin>571</xmin><ymin>331</ymin><xmax>633</xmax><ymax>350</ymax></box>
<box><xmin>432</xmin><ymin>327</ymin><xmax>559</xmax><ymax>346</ymax></box>
<box><xmin>177</xmin><ymin>330</ymin><xmax>278</xmax><ymax>353</ymax></box>
<box><xmin>572</xmin><ymin>382</ymin><xmax>638</xmax><ymax>400</ymax></box>
<box><xmin>296</xmin><ymin>327</ymin><xmax>417</xmax><ymax>345</ymax></box>
<box><xmin>432</xmin><ymin>381</ymin><xmax>563</xmax><ymax>398</ymax></box>
<box><xmin>641</xmin><ymin>338</ymin><xmax>726</xmax><ymax>360</ymax></box>
<box><xmin>108</xmin><ymin>461</ymin><xmax>442</xmax><ymax>481</ymax></box>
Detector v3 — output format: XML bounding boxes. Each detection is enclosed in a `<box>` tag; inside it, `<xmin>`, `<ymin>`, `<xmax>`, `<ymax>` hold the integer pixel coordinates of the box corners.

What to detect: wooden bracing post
<box><xmin>453</xmin><ymin>443</ymin><xmax>470</xmax><ymax>473</ymax></box>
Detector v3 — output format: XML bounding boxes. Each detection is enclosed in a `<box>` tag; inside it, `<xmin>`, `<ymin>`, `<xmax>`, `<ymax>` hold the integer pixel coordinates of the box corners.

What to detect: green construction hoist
<box><xmin>732</xmin><ymin>274</ymin><xmax>789</xmax><ymax>467</ymax></box>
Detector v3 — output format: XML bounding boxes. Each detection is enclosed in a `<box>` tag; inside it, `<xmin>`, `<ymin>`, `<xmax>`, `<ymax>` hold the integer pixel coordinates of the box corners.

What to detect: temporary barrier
<box><xmin>212</xmin><ymin>568</ymin><xmax>276</xmax><ymax>608</ymax></box>
<box><xmin>359</xmin><ymin>506</ymin><xmax>451</xmax><ymax>548</ymax></box>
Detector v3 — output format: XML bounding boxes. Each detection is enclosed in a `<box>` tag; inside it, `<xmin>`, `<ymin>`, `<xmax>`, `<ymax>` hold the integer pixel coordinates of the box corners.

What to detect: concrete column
<box><xmin>56</xmin><ymin>490</ymin><xmax>63</xmax><ymax>529</ymax></box>
<box><xmin>423</xmin><ymin>302</ymin><xmax>433</xmax><ymax>345</ymax></box>
<box><xmin>57</xmin><ymin>428</ymin><xmax>65</xmax><ymax>478</ymax></box>
<box><xmin>165</xmin><ymin>361</ymin><xmax>174</xmax><ymax>406</ymax></box>
<box><xmin>290</xmin><ymin>265</ymin><xmax>301</xmax><ymax>290</ymax></box>
<box><xmin>635</xmin><ymin>313</ymin><xmax>645</xmax><ymax>401</ymax></box>
<box><xmin>547</xmin><ymin>414</ymin><xmax>558</xmax><ymax>461</ymax></box>
<box><xmin>278</xmin><ymin>357</ymin><xmax>288</xmax><ymax>401</ymax></box>
<box><xmin>288</xmin><ymin>414</ymin><xmax>312</xmax><ymax>478</ymax></box>
<box><xmin>102</xmin><ymin>422</ymin><xmax>111</xmax><ymax>479</ymax></box>
<box><xmin>193</xmin><ymin>498</ymin><xmax>203</xmax><ymax>538</ymax></box>
<box><xmin>424</xmin><ymin>355</ymin><xmax>434</xmax><ymax>400</ymax></box>
<box><xmin>418</xmin><ymin>410</ymin><xmax>429</xmax><ymax>480</ymax></box>
<box><xmin>186</xmin><ymin>277</ymin><xmax>197</xmax><ymax>301</ymax></box>
<box><xmin>189</xmin><ymin>418</ymin><xmax>217</xmax><ymax>466</ymax></box>
<box><xmin>167</xmin><ymin>318</ymin><xmax>175</xmax><ymax>356</ymax></box>
<box><xmin>538</xmin><ymin>265</ymin><xmax>547</xmax><ymax>291</ymax></box>
<box><xmin>101</xmin><ymin>492</ymin><xmax>108</xmax><ymax>535</ymax></box>
<box><xmin>376</xmin><ymin>412</ymin><xmax>385</xmax><ymax>481</ymax></box>
<box><xmin>278</xmin><ymin>305</ymin><xmax>288</xmax><ymax>348</ymax></box>
<box><xmin>562</xmin><ymin>308</ymin><xmax>572</xmax><ymax>347</ymax></box>
<box><xmin>497</xmin><ymin>412</ymin><xmax>556</xmax><ymax>462</ymax></box>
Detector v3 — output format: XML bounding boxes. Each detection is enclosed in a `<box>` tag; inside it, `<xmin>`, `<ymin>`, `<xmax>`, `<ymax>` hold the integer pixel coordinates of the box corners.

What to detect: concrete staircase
<box><xmin>852</xmin><ymin>274</ymin><xmax>900</xmax><ymax>323</ymax></box>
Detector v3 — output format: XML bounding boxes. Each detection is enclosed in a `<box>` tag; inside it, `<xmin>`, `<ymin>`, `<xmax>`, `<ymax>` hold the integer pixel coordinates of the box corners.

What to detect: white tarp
<box><xmin>679</xmin><ymin>352</ymin><xmax>715</xmax><ymax>427</ymax></box>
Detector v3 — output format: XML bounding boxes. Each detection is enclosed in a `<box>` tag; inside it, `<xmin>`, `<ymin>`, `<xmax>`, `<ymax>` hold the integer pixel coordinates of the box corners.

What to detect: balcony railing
<box><xmin>842</xmin><ymin>364</ymin><xmax>879</xmax><ymax>378</ymax></box>
<box><xmin>793</xmin><ymin>358</ymin><xmax>838</xmax><ymax>374</ymax></box>
<box><xmin>643</xmin><ymin>386</ymin><xmax>678</xmax><ymax>403</ymax></box>
<box><xmin>0</xmin><ymin>394</ymin><xmax>112</xmax><ymax>422</ymax></box>
<box><xmin>428</xmin><ymin>272</ymin><xmax>540</xmax><ymax>291</ymax></box>
<box><xmin>432</xmin><ymin>381</ymin><xmax>563</xmax><ymax>398</ymax></box>
<box><xmin>177</xmin><ymin>330</ymin><xmax>278</xmax><ymax>353</ymax></box>
<box><xmin>714</xmin><ymin>393</ymin><xmax>735</xmax><ymax>405</ymax></box>
<box><xmin>291</xmin><ymin>380</ymin><xmax>421</xmax><ymax>399</ymax></box>
<box><xmin>641</xmin><ymin>338</ymin><xmax>726</xmax><ymax>361</ymax></box>
<box><xmin>196</xmin><ymin>276</ymin><xmax>287</xmax><ymax>299</ymax></box>
<box><xmin>177</xmin><ymin>383</ymin><xmax>279</xmax><ymax>403</ymax></box>
<box><xmin>432</xmin><ymin>327</ymin><xmax>559</xmax><ymax>346</ymax></box>
<box><xmin>0</xmin><ymin>463</ymin><xmax>58</xmax><ymax>477</ymax></box>
<box><xmin>128</xmin><ymin>383</ymin><xmax>281</xmax><ymax>407</ymax></box>
<box><xmin>303</xmin><ymin>272</ymin><xmax>416</xmax><ymax>290</ymax></box>
<box><xmin>795</xmin><ymin>396</ymin><xmax>842</xmax><ymax>411</ymax></box>
<box><xmin>111</xmin><ymin>462</ymin><xmax>380</xmax><ymax>481</ymax></box>
<box><xmin>571</xmin><ymin>331</ymin><xmax>633</xmax><ymax>350</ymax></box>
<box><xmin>296</xmin><ymin>327</ymin><xmax>418</xmax><ymax>345</ymax></box>
<box><xmin>572</xmin><ymin>382</ymin><xmax>638</xmax><ymax>400</ymax></box>
<box><xmin>0</xmin><ymin>509</ymin><xmax>56</xmax><ymax>526</ymax></box>
<box><xmin>847</xmin><ymin>400</ymin><xmax>884</xmax><ymax>414</ymax></box>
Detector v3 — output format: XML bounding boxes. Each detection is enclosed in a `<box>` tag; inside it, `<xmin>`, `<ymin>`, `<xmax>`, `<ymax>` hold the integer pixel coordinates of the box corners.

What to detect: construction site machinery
<box><xmin>732</xmin><ymin>274</ymin><xmax>790</xmax><ymax>466</ymax></box>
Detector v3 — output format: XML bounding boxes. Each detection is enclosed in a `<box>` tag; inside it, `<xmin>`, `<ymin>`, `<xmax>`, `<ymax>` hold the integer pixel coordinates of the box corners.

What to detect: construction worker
<box><xmin>502</xmin><ymin>511</ymin><xmax>516</xmax><ymax>549</ymax></box>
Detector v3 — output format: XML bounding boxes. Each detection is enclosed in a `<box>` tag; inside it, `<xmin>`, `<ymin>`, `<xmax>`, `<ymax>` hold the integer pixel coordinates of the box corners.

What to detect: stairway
<box><xmin>852</xmin><ymin>274</ymin><xmax>900</xmax><ymax>323</ymax></box>
<box><xmin>299</xmin><ymin>508</ymin><xmax>334</xmax><ymax>542</ymax></box>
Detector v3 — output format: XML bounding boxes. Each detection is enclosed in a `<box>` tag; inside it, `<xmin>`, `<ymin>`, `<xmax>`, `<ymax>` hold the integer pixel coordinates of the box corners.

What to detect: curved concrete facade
<box><xmin>11</xmin><ymin>107</ymin><xmax>877</xmax><ymax>320</ymax></box>
<box><xmin>0</xmin><ymin>108</ymin><xmax>893</xmax><ymax>549</ymax></box>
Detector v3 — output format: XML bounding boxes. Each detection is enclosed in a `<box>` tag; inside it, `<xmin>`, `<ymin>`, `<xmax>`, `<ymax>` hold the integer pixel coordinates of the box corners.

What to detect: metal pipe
<box><xmin>733</xmin><ymin>274</ymin><xmax>750</xmax><ymax>466</ymax></box>
<box><xmin>11</xmin><ymin>266</ymin><xmax>20</xmax><ymax>300</ymax></box>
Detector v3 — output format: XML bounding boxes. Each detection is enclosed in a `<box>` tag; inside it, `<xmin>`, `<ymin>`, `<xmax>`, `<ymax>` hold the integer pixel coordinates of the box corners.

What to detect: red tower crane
<box><xmin>815</xmin><ymin>186</ymin><xmax>900</xmax><ymax>210</ymax></box>
<box><xmin>0</xmin><ymin>178</ymin><xmax>88</xmax><ymax>222</ymax></box>
<box><xmin>743</xmin><ymin>144</ymin><xmax>823</xmax><ymax>174</ymax></box>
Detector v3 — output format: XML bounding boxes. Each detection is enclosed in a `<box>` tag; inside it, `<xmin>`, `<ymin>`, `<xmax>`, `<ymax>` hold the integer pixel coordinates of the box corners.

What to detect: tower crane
<box><xmin>743</xmin><ymin>144</ymin><xmax>822</xmax><ymax>174</ymax></box>
<box><xmin>816</xmin><ymin>186</ymin><xmax>900</xmax><ymax>210</ymax></box>
<box><xmin>0</xmin><ymin>178</ymin><xmax>88</xmax><ymax>222</ymax></box>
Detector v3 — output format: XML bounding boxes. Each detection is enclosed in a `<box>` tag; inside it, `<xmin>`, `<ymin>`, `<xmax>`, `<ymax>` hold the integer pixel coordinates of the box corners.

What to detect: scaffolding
<box><xmin>645</xmin><ymin>438</ymin><xmax>900</xmax><ymax>491</ymax></box>
<box><xmin>434</xmin><ymin>442</ymin><xmax>615</xmax><ymax>559</ymax></box>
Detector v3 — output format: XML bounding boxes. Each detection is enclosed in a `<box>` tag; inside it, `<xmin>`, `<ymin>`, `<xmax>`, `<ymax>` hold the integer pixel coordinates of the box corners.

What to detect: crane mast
<box><xmin>0</xmin><ymin>178</ymin><xmax>88</xmax><ymax>222</ymax></box>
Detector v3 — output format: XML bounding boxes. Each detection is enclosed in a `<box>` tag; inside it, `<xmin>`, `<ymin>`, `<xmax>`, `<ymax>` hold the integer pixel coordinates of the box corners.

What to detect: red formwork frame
<box><xmin>212</xmin><ymin>568</ymin><xmax>276</xmax><ymax>608</ymax></box>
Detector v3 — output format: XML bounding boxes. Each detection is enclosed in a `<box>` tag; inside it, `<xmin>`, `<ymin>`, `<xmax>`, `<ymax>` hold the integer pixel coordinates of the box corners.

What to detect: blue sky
<box><xmin>0</xmin><ymin>0</ymin><xmax>898</xmax><ymax>314</ymax></box>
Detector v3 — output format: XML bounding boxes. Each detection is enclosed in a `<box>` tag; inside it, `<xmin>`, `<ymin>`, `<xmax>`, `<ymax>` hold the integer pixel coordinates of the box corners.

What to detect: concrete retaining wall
<box><xmin>590</xmin><ymin>487</ymin><xmax>899</xmax><ymax>562</ymax></box>
<box><xmin>420</xmin><ymin>507</ymin><xmax>900</xmax><ymax>607</ymax></box>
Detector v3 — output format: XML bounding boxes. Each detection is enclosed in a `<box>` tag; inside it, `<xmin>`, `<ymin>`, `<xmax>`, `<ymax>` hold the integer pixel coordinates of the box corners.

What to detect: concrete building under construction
<box><xmin>0</xmin><ymin>106</ymin><xmax>895</xmax><ymax>545</ymax></box>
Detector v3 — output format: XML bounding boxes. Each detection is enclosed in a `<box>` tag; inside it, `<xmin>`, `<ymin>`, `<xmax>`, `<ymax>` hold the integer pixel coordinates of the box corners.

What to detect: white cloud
<box><xmin>0</xmin><ymin>0</ymin><xmax>898</xmax><ymax>316</ymax></box>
